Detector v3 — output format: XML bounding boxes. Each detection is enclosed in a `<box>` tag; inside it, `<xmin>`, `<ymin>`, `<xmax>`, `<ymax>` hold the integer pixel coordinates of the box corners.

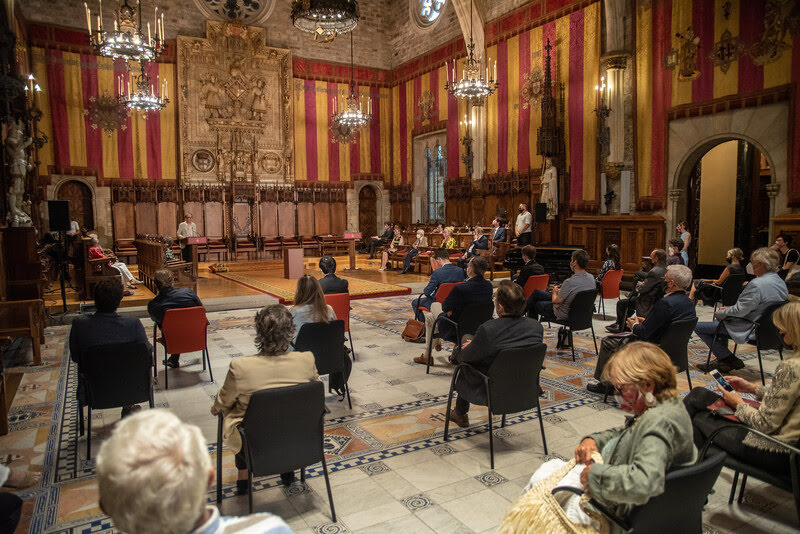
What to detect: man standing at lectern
<box><xmin>177</xmin><ymin>213</ymin><xmax>198</xmax><ymax>262</ymax></box>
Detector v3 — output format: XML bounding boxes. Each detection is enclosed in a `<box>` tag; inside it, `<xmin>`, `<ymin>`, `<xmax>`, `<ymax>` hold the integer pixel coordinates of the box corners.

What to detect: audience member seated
<box><xmin>667</xmin><ymin>239</ymin><xmax>685</xmax><ymax>266</ymax></box>
<box><xmin>696</xmin><ymin>247</ymin><xmax>788</xmax><ymax>373</ymax></box>
<box><xmin>400</xmin><ymin>229</ymin><xmax>428</xmax><ymax>274</ymax></box>
<box><xmin>148</xmin><ymin>269</ymin><xmax>204</xmax><ymax>369</ymax></box>
<box><xmin>429</xmin><ymin>226</ymin><xmax>458</xmax><ymax>271</ymax></box>
<box><xmin>690</xmin><ymin>248</ymin><xmax>745</xmax><ymax>305</ymax></box>
<box><xmin>211</xmin><ymin>305</ymin><xmax>319</xmax><ymax>492</ymax></box>
<box><xmin>97</xmin><ymin>409</ymin><xmax>292</xmax><ymax>533</ymax></box>
<box><xmin>414</xmin><ymin>256</ymin><xmax>492</xmax><ymax>366</ymax></box>
<box><xmin>773</xmin><ymin>233</ymin><xmax>799</xmax><ymax>279</ymax></box>
<box><xmin>367</xmin><ymin>222</ymin><xmax>393</xmax><ymax>259</ymax></box>
<box><xmin>69</xmin><ymin>278</ymin><xmax>153</xmax><ymax>418</ymax></box>
<box><xmin>448</xmin><ymin>281</ymin><xmax>544</xmax><ymax>427</ymax></box>
<box><xmin>412</xmin><ymin>249</ymin><xmax>466</xmax><ymax>320</ymax></box>
<box><xmin>290</xmin><ymin>275</ymin><xmax>351</xmax><ymax>397</ymax></box>
<box><xmin>524</xmin><ymin>249</ymin><xmax>595</xmax><ymax>323</ymax></box>
<box><xmin>685</xmin><ymin>300</ymin><xmax>800</xmax><ymax>478</ymax></box>
<box><xmin>514</xmin><ymin>245</ymin><xmax>545</xmax><ymax>288</ymax></box>
<box><xmin>586</xmin><ymin>265</ymin><xmax>696</xmax><ymax>395</ymax></box>
<box><xmin>606</xmin><ymin>249</ymin><xmax>668</xmax><ymax>334</ymax></box>
<box><xmin>490</xmin><ymin>217</ymin><xmax>507</xmax><ymax>251</ymax></box>
<box><xmin>318</xmin><ymin>255</ymin><xmax>349</xmax><ymax>294</ymax></box>
<box><xmin>88</xmin><ymin>233</ymin><xmax>141</xmax><ymax>295</ymax></box>
<box><xmin>0</xmin><ymin>465</ymin><xmax>40</xmax><ymax>533</ymax></box>
<box><xmin>595</xmin><ymin>244</ymin><xmax>622</xmax><ymax>291</ymax></box>
<box><xmin>457</xmin><ymin>226</ymin><xmax>488</xmax><ymax>269</ymax></box>
<box><xmin>379</xmin><ymin>226</ymin><xmax>405</xmax><ymax>271</ymax></box>
<box><xmin>537</xmin><ymin>343</ymin><xmax>696</xmax><ymax>527</ymax></box>
<box><xmin>432</xmin><ymin>223</ymin><xmax>444</xmax><ymax>234</ymax></box>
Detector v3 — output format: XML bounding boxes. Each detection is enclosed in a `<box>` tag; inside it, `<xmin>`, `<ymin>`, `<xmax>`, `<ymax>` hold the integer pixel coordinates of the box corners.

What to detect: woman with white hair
<box><xmin>96</xmin><ymin>409</ymin><xmax>291</xmax><ymax>534</ymax></box>
<box><xmin>400</xmin><ymin>228</ymin><xmax>428</xmax><ymax>274</ymax></box>
<box><xmin>88</xmin><ymin>233</ymin><xmax>141</xmax><ymax>292</ymax></box>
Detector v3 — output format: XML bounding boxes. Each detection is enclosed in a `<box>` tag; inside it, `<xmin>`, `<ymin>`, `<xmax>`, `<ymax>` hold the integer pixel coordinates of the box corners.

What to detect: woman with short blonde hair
<box><xmin>602</xmin><ymin>341</ymin><xmax>678</xmax><ymax>402</ymax></box>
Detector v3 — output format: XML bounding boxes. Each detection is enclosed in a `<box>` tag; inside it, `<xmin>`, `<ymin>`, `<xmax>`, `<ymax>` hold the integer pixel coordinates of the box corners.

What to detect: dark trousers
<box><xmin>181</xmin><ymin>246</ymin><xmax>192</xmax><ymax>262</ymax></box>
<box><xmin>235</xmin><ymin>450</ymin><xmax>295</xmax><ymax>484</ymax></box>
<box><xmin>594</xmin><ymin>335</ymin><xmax>634</xmax><ymax>380</ymax></box>
<box><xmin>525</xmin><ymin>289</ymin><xmax>557</xmax><ymax>321</ymax></box>
<box><xmin>454</xmin><ymin>395</ymin><xmax>470</xmax><ymax>415</ymax></box>
<box><xmin>684</xmin><ymin>388</ymin><xmax>790</xmax><ymax>474</ymax></box>
<box><xmin>0</xmin><ymin>493</ymin><xmax>22</xmax><ymax>534</ymax></box>
<box><xmin>403</xmin><ymin>249</ymin><xmax>419</xmax><ymax>271</ymax></box>
<box><xmin>614</xmin><ymin>296</ymin><xmax>637</xmax><ymax>328</ymax></box>
<box><xmin>368</xmin><ymin>238</ymin><xmax>386</xmax><ymax>257</ymax></box>
<box><xmin>517</xmin><ymin>232</ymin><xmax>532</xmax><ymax>246</ymax></box>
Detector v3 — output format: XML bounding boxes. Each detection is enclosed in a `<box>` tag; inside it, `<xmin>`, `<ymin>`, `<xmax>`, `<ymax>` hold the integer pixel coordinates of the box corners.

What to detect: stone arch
<box><xmin>346</xmin><ymin>180</ymin><xmax>389</xmax><ymax>235</ymax></box>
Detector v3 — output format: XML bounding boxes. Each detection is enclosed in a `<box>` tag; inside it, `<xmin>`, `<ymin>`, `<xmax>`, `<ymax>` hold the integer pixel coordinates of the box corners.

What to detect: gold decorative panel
<box><xmin>177</xmin><ymin>21</ymin><xmax>293</xmax><ymax>184</ymax></box>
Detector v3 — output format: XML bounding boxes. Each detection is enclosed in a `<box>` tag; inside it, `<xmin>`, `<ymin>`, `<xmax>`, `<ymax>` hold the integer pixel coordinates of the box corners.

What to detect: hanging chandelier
<box><xmin>291</xmin><ymin>0</ymin><xmax>359</xmax><ymax>40</ymax></box>
<box><xmin>119</xmin><ymin>63</ymin><xmax>168</xmax><ymax>113</ymax></box>
<box><xmin>84</xmin><ymin>0</ymin><xmax>165</xmax><ymax>62</ymax></box>
<box><xmin>445</xmin><ymin>0</ymin><xmax>498</xmax><ymax>104</ymax></box>
<box><xmin>330</xmin><ymin>32</ymin><xmax>371</xmax><ymax>143</ymax></box>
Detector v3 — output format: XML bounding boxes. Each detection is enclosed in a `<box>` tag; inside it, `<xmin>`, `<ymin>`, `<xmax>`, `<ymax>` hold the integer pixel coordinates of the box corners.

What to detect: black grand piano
<box><xmin>503</xmin><ymin>245</ymin><xmax>585</xmax><ymax>284</ymax></box>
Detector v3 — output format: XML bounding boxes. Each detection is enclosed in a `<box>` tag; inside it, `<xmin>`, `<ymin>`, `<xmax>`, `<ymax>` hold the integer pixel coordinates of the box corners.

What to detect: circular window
<box><xmin>412</xmin><ymin>0</ymin><xmax>446</xmax><ymax>29</ymax></box>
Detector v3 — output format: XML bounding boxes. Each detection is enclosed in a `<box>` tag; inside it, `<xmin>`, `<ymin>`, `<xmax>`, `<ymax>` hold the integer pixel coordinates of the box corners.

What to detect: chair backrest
<box><xmin>720</xmin><ymin>274</ymin><xmax>749</xmax><ymax>306</ymax></box>
<box><xmin>626</xmin><ymin>451</ymin><xmax>725</xmax><ymax>533</ymax></box>
<box><xmin>434</xmin><ymin>282</ymin><xmax>460</xmax><ymax>304</ymax></box>
<box><xmin>324</xmin><ymin>293</ymin><xmax>351</xmax><ymax>332</ymax></box>
<box><xmin>294</xmin><ymin>320</ymin><xmax>346</xmax><ymax>376</ymax></box>
<box><xmin>240</xmin><ymin>381</ymin><xmax>326</xmax><ymax>476</ymax></box>
<box><xmin>80</xmin><ymin>342</ymin><xmax>153</xmax><ymax>409</ymax></box>
<box><xmin>161</xmin><ymin>306</ymin><xmax>208</xmax><ymax>354</ymax></box>
<box><xmin>453</xmin><ymin>301</ymin><xmax>495</xmax><ymax>338</ymax></box>
<box><xmin>567</xmin><ymin>289</ymin><xmax>598</xmax><ymax>330</ymax></box>
<box><xmin>523</xmin><ymin>274</ymin><xmax>550</xmax><ymax>298</ymax></box>
<box><xmin>657</xmin><ymin>317</ymin><xmax>698</xmax><ymax>372</ymax></box>
<box><xmin>756</xmin><ymin>300</ymin><xmax>789</xmax><ymax>350</ymax></box>
<box><xmin>487</xmin><ymin>343</ymin><xmax>548</xmax><ymax>415</ymax></box>
<box><xmin>601</xmin><ymin>269</ymin><xmax>624</xmax><ymax>299</ymax></box>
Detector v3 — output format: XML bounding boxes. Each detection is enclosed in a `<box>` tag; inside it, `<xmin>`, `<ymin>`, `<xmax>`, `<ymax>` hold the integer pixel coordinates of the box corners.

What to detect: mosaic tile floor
<box><xmin>3</xmin><ymin>295</ymin><xmax>798</xmax><ymax>533</ymax></box>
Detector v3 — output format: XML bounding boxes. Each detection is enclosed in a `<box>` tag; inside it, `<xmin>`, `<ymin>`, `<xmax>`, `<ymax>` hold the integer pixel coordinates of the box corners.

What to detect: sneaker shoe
<box><xmin>448</xmin><ymin>409</ymin><xmax>470</xmax><ymax>428</ymax></box>
<box><xmin>586</xmin><ymin>381</ymin><xmax>615</xmax><ymax>395</ymax></box>
<box><xmin>164</xmin><ymin>355</ymin><xmax>181</xmax><ymax>368</ymax></box>
<box><xmin>697</xmin><ymin>357</ymin><xmax>745</xmax><ymax>373</ymax></box>
<box><xmin>413</xmin><ymin>354</ymin><xmax>434</xmax><ymax>365</ymax></box>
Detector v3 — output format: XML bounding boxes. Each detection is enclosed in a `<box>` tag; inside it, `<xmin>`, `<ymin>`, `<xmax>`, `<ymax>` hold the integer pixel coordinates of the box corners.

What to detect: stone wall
<box><xmin>388</xmin><ymin>0</ymin><xmax>462</xmax><ymax>67</ymax></box>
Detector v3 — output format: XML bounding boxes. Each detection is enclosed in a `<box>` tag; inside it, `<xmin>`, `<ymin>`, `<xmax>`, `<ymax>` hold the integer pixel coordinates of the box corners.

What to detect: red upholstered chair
<box><xmin>261</xmin><ymin>237</ymin><xmax>283</xmax><ymax>259</ymax></box>
<box><xmin>206</xmin><ymin>238</ymin><xmax>229</xmax><ymax>262</ymax></box>
<box><xmin>235</xmin><ymin>238</ymin><xmax>258</xmax><ymax>260</ymax></box>
<box><xmin>597</xmin><ymin>269</ymin><xmax>624</xmax><ymax>319</ymax></box>
<box><xmin>416</xmin><ymin>281</ymin><xmax>460</xmax><ymax>316</ymax></box>
<box><xmin>523</xmin><ymin>275</ymin><xmax>550</xmax><ymax>299</ymax></box>
<box><xmin>156</xmin><ymin>306</ymin><xmax>212</xmax><ymax>389</ymax></box>
<box><xmin>324</xmin><ymin>293</ymin><xmax>355</xmax><ymax>360</ymax></box>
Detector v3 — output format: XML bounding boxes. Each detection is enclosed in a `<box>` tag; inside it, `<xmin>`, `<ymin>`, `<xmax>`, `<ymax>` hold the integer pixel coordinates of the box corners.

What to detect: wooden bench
<box><xmin>134</xmin><ymin>237</ymin><xmax>197</xmax><ymax>294</ymax></box>
<box><xmin>0</xmin><ymin>299</ymin><xmax>44</xmax><ymax>366</ymax></box>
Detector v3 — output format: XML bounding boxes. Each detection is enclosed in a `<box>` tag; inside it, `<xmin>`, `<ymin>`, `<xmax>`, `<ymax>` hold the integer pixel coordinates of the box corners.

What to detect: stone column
<box><xmin>605</xmin><ymin>56</ymin><xmax>627</xmax><ymax>164</ymax></box>
<box><xmin>667</xmin><ymin>188</ymin><xmax>683</xmax><ymax>245</ymax></box>
<box><xmin>766</xmin><ymin>183</ymin><xmax>781</xmax><ymax>241</ymax></box>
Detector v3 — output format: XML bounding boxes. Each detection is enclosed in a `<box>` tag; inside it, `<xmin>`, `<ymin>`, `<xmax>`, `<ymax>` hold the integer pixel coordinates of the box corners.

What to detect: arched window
<box><xmin>415</xmin><ymin>0</ymin><xmax>446</xmax><ymax>27</ymax></box>
<box><xmin>426</xmin><ymin>142</ymin><xmax>446</xmax><ymax>222</ymax></box>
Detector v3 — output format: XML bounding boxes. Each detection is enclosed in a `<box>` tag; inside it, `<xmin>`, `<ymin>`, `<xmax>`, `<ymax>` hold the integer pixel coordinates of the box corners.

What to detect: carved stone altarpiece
<box><xmin>177</xmin><ymin>21</ymin><xmax>293</xmax><ymax>185</ymax></box>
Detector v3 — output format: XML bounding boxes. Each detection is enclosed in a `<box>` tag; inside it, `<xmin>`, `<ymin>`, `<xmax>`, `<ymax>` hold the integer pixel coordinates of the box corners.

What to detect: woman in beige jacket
<box><xmin>211</xmin><ymin>304</ymin><xmax>319</xmax><ymax>494</ymax></box>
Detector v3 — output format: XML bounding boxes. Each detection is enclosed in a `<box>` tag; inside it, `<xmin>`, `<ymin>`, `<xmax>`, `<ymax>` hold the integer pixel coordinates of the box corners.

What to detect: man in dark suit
<box><xmin>70</xmin><ymin>277</ymin><xmax>153</xmax><ymax>417</ymax></box>
<box><xmin>415</xmin><ymin>256</ymin><xmax>493</xmax><ymax>365</ymax></box>
<box><xmin>411</xmin><ymin>248</ymin><xmax>466</xmax><ymax>319</ymax></box>
<box><xmin>318</xmin><ymin>255</ymin><xmax>349</xmax><ymax>294</ymax></box>
<box><xmin>457</xmin><ymin>227</ymin><xmax>489</xmax><ymax>269</ymax></box>
<box><xmin>147</xmin><ymin>269</ymin><xmax>204</xmax><ymax>368</ymax></box>
<box><xmin>605</xmin><ymin>248</ymin><xmax>668</xmax><ymax>333</ymax></box>
<box><xmin>587</xmin><ymin>265</ymin><xmax>697</xmax><ymax>394</ymax></box>
<box><xmin>448</xmin><ymin>281</ymin><xmax>544</xmax><ymax>427</ymax></box>
<box><xmin>514</xmin><ymin>245</ymin><xmax>545</xmax><ymax>289</ymax></box>
<box><xmin>368</xmin><ymin>222</ymin><xmax>393</xmax><ymax>259</ymax></box>
<box><xmin>490</xmin><ymin>218</ymin><xmax>507</xmax><ymax>251</ymax></box>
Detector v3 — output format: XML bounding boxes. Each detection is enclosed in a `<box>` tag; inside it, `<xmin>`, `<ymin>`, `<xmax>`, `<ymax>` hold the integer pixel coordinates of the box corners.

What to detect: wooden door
<box><xmin>56</xmin><ymin>180</ymin><xmax>94</xmax><ymax>230</ymax></box>
<box><xmin>358</xmin><ymin>186</ymin><xmax>377</xmax><ymax>237</ymax></box>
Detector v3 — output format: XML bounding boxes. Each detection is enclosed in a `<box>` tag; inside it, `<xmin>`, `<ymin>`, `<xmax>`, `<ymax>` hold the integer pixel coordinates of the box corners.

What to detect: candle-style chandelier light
<box><xmin>119</xmin><ymin>62</ymin><xmax>169</xmax><ymax>112</ymax></box>
<box><xmin>84</xmin><ymin>0</ymin><xmax>165</xmax><ymax>62</ymax></box>
<box><xmin>291</xmin><ymin>0</ymin><xmax>359</xmax><ymax>41</ymax></box>
<box><xmin>330</xmin><ymin>32</ymin><xmax>371</xmax><ymax>143</ymax></box>
<box><xmin>445</xmin><ymin>0</ymin><xmax>498</xmax><ymax>103</ymax></box>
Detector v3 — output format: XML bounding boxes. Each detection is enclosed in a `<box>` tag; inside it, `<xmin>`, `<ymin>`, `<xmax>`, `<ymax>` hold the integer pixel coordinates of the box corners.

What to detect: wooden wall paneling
<box><xmin>570</xmin><ymin>225</ymin><xmax>585</xmax><ymax>246</ymax></box>
<box><xmin>331</xmin><ymin>203</ymin><xmax>346</xmax><ymax>235</ymax></box>
<box><xmin>483</xmin><ymin>196</ymin><xmax>499</xmax><ymax>224</ymax></box>
<box><xmin>112</xmin><ymin>202</ymin><xmax>135</xmax><ymax>240</ymax></box>
<box><xmin>204</xmin><ymin>202</ymin><xmax>224</xmax><ymax>238</ymax></box>
<box><xmin>567</xmin><ymin>216</ymin><xmax>666</xmax><ymax>272</ymax></box>
<box><xmin>183</xmin><ymin>201</ymin><xmax>205</xmax><ymax>235</ymax></box>
<box><xmin>585</xmin><ymin>228</ymin><xmax>599</xmax><ymax>260</ymax></box>
<box><xmin>157</xmin><ymin>202</ymin><xmax>177</xmax><ymax>237</ymax></box>
<box><xmin>315</xmin><ymin>202</ymin><xmax>331</xmax><ymax>235</ymax></box>
<box><xmin>259</xmin><ymin>202</ymin><xmax>279</xmax><ymax>237</ymax></box>
<box><xmin>297</xmin><ymin>202</ymin><xmax>315</xmax><ymax>236</ymax></box>
<box><xmin>278</xmin><ymin>201</ymin><xmax>296</xmax><ymax>237</ymax></box>
<box><xmin>135</xmin><ymin>203</ymin><xmax>158</xmax><ymax>235</ymax></box>
<box><xmin>233</xmin><ymin>203</ymin><xmax>253</xmax><ymax>238</ymax></box>
<box><xmin>623</xmin><ymin>228</ymin><xmax>640</xmax><ymax>264</ymax></box>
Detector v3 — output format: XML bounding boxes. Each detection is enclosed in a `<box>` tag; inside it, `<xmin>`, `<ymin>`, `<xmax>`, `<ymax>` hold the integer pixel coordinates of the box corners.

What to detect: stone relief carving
<box><xmin>178</xmin><ymin>21</ymin><xmax>293</xmax><ymax>184</ymax></box>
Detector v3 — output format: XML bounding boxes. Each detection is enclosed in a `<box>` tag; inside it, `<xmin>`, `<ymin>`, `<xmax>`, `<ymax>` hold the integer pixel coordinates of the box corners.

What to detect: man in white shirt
<box><xmin>515</xmin><ymin>203</ymin><xmax>532</xmax><ymax>246</ymax></box>
<box><xmin>176</xmin><ymin>213</ymin><xmax>198</xmax><ymax>262</ymax></box>
<box><xmin>67</xmin><ymin>220</ymin><xmax>80</xmax><ymax>236</ymax></box>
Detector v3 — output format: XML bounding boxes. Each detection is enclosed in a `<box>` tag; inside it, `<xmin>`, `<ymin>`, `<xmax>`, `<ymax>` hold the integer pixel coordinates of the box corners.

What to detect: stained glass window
<box><xmin>418</xmin><ymin>0</ymin><xmax>446</xmax><ymax>25</ymax></box>
<box><xmin>426</xmin><ymin>142</ymin><xmax>446</xmax><ymax>222</ymax></box>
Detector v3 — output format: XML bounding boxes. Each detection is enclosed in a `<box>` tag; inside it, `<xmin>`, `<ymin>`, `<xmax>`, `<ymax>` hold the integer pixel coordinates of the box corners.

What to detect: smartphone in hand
<box><xmin>710</xmin><ymin>369</ymin><xmax>734</xmax><ymax>392</ymax></box>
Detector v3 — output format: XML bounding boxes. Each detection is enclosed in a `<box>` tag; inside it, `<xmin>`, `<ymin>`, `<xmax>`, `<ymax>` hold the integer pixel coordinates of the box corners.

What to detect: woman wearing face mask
<box><xmin>689</xmin><ymin>247</ymin><xmax>745</xmax><ymax>305</ymax></box>
<box><xmin>683</xmin><ymin>300</ymin><xmax>800</xmax><ymax>476</ymax></box>
<box><xmin>573</xmin><ymin>342</ymin><xmax>697</xmax><ymax>527</ymax></box>
<box><xmin>667</xmin><ymin>239</ymin><xmax>684</xmax><ymax>265</ymax></box>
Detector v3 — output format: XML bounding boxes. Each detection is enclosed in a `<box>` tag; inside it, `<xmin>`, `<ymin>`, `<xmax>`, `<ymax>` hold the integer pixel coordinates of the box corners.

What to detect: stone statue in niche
<box><xmin>540</xmin><ymin>157</ymin><xmax>558</xmax><ymax>220</ymax></box>
<box><xmin>200</xmin><ymin>74</ymin><xmax>225</xmax><ymax>118</ymax></box>
<box><xmin>250</xmin><ymin>79</ymin><xmax>270</xmax><ymax>121</ymax></box>
<box><xmin>4</xmin><ymin>121</ymin><xmax>33</xmax><ymax>227</ymax></box>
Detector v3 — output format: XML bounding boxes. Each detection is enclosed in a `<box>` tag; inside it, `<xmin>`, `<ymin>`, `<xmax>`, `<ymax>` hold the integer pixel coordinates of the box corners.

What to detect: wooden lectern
<box><xmin>342</xmin><ymin>232</ymin><xmax>362</xmax><ymax>271</ymax></box>
<box><xmin>284</xmin><ymin>247</ymin><xmax>304</xmax><ymax>279</ymax></box>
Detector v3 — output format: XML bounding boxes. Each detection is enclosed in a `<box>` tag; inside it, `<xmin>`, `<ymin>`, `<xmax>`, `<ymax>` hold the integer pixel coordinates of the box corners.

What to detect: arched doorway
<box><xmin>358</xmin><ymin>185</ymin><xmax>378</xmax><ymax>237</ymax></box>
<box><xmin>56</xmin><ymin>180</ymin><xmax>94</xmax><ymax>230</ymax></box>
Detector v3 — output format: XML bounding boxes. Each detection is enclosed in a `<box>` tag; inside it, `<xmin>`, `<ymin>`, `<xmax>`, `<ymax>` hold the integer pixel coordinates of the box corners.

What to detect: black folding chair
<box><xmin>443</xmin><ymin>343</ymin><xmax>548</xmax><ymax>469</ymax></box>
<box><xmin>295</xmin><ymin>320</ymin><xmax>352</xmax><ymax>409</ymax></box>
<box><xmin>215</xmin><ymin>381</ymin><xmax>336</xmax><ymax>521</ymax></box>
<box><xmin>554</xmin><ymin>289</ymin><xmax>598</xmax><ymax>360</ymax></box>
<box><xmin>705</xmin><ymin>301</ymin><xmax>787</xmax><ymax>384</ymax></box>
<box><xmin>75</xmin><ymin>341</ymin><xmax>154</xmax><ymax>466</ymax></box>
<box><xmin>427</xmin><ymin>300</ymin><xmax>494</xmax><ymax>374</ymax></box>
<box><xmin>711</xmin><ymin>273</ymin><xmax>749</xmax><ymax>313</ymax></box>
<box><xmin>657</xmin><ymin>317</ymin><xmax>698</xmax><ymax>389</ymax></box>
<box><xmin>553</xmin><ymin>451</ymin><xmax>725</xmax><ymax>533</ymax></box>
